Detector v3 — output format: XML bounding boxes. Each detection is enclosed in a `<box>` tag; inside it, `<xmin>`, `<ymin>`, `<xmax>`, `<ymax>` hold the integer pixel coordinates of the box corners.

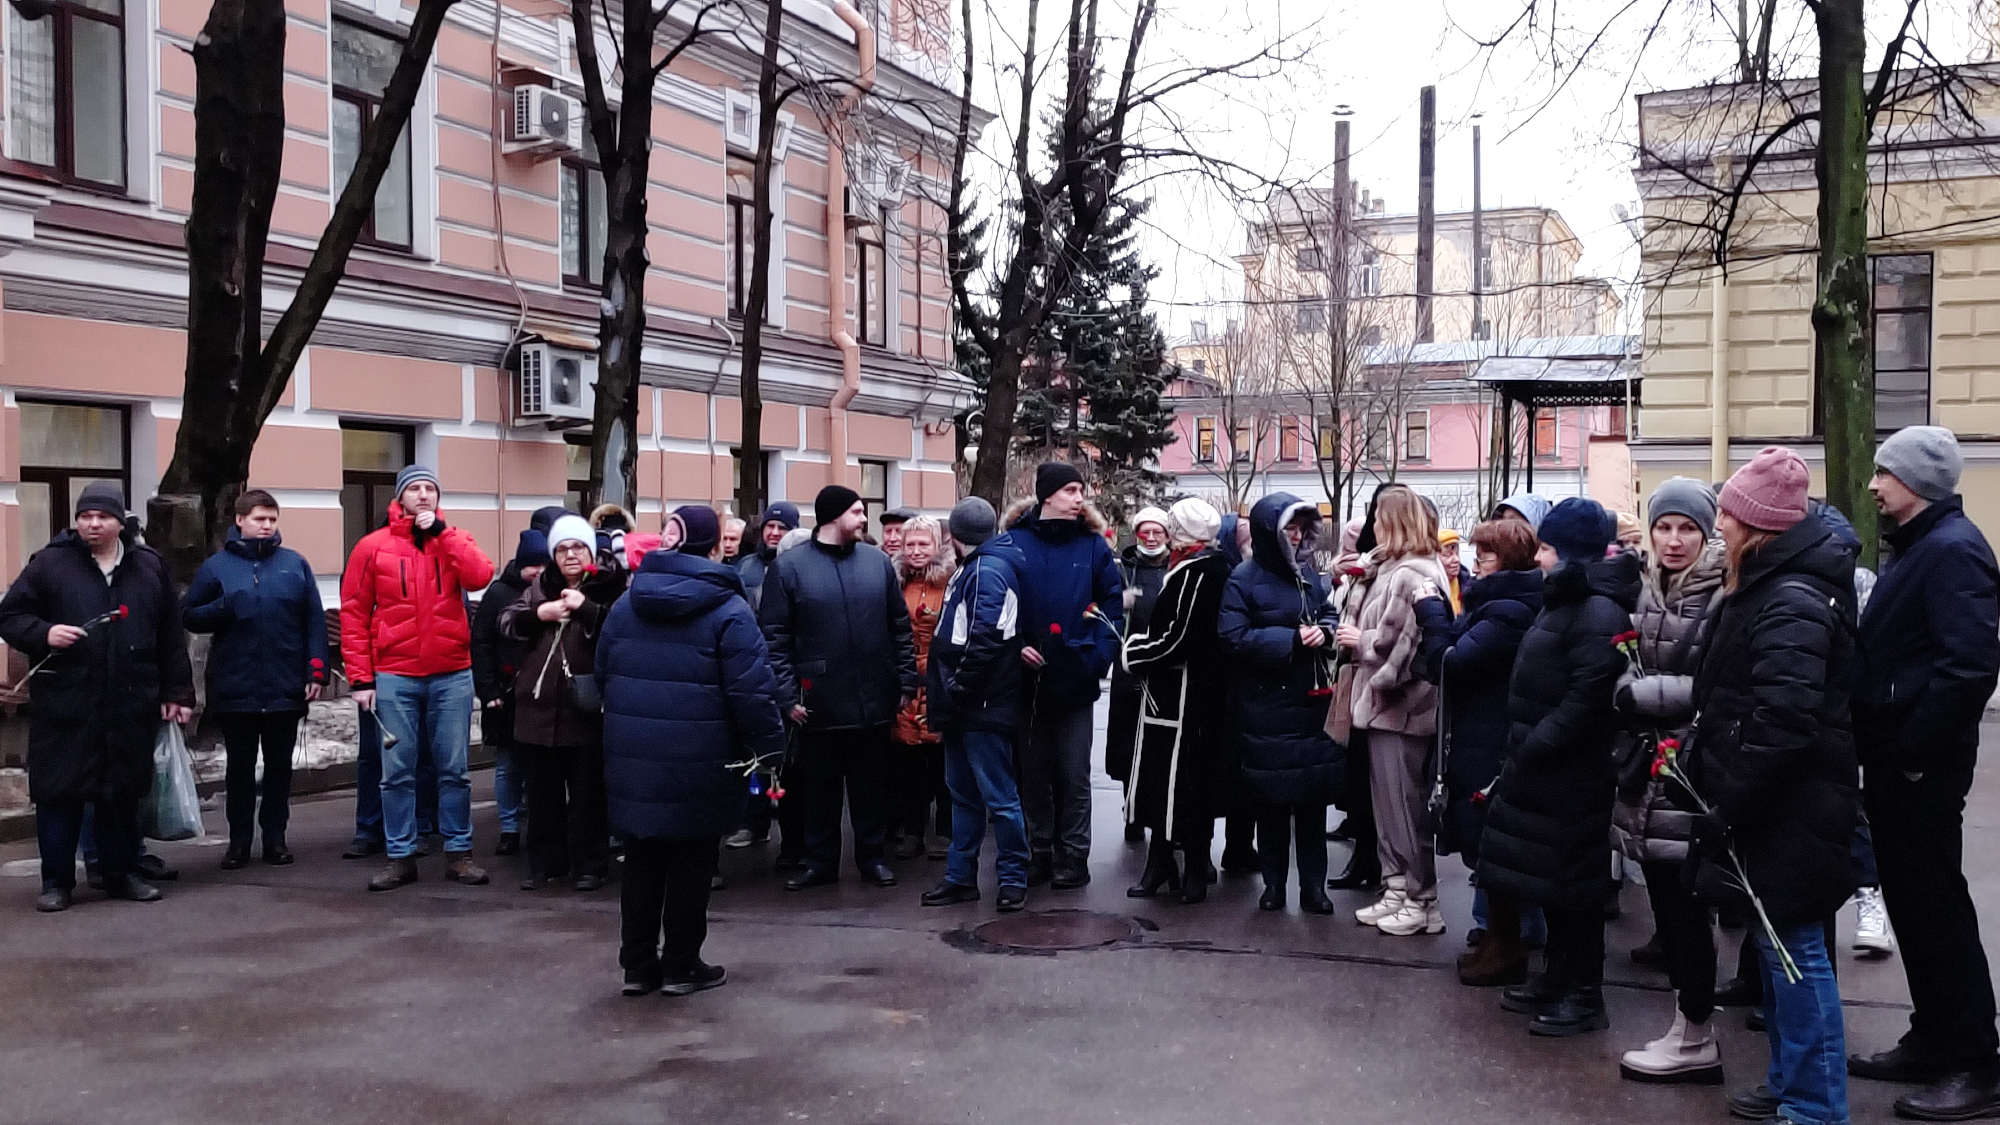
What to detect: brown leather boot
<box><xmin>368</xmin><ymin>857</ymin><xmax>418</xmax><ymax>892</ymax></box>
<box><xmin>1458</xmin><ymin>892</ymin><xmax>1529</xmax><ymax>986</ymax></box>
<box><xmin>445</xmin><ymin>854</ymin><xmax>490</xmax><ymax>885</ymax></box>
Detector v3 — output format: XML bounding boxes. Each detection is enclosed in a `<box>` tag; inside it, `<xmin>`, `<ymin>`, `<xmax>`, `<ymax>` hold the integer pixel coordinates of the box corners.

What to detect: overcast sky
<box><xmin>1037</xmin><ymin>0</ymin><xmax>2000</xmax><ymax>338</ymax></box>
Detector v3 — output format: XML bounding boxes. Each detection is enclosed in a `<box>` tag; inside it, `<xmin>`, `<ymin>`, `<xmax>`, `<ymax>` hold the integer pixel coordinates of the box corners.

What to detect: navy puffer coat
<box><xmin>1435</xmin><ymin>566</ymin><xmax>1542</xmax><ymax>863</ymax></box>
<box><xmin>182</xmin><ymin>529</ymin><xmax>329</xmax><ymax>714</ymax></box>
<box><xmin>596</xmin><ymin>551</ymin><xmax>787</xmax><ymax>840</ymax></box>
<box><xmin>1476</xmin><ymin>551</ymin><xmax>1639</xmax><ymax>909</ymax></box>
<box><xmin>1217</xmin><ymin>493</ymin><xmax>1343</xmax><ymax>807</ymax></box>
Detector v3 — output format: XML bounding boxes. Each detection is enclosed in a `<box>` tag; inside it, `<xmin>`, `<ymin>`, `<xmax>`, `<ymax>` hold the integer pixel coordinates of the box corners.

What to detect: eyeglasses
<box><xmin>554</xmin><ymin>543</ymin><xmax>594</xmax><ymax>556</ymax></box>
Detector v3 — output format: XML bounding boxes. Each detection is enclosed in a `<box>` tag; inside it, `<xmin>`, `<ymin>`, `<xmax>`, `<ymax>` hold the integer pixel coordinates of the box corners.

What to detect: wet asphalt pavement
<box><xmin>0</xmin><ymin>718</ymin><xmax>1988</xmax><ymax>1125</ymax></box>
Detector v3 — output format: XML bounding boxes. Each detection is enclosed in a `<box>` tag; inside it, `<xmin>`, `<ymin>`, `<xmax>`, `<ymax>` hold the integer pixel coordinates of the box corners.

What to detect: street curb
<box><xmin>0</xmin><ymin>744</ymin><xmax>497</xmax><ymax>844</ymax></box>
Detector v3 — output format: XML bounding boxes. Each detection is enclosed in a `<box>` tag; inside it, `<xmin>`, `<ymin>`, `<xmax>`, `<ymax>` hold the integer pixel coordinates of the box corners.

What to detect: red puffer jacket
<box><xmin>340</xmin><ymin>503</ymin><xmax>496</xmax><ymax>688</ymax></box>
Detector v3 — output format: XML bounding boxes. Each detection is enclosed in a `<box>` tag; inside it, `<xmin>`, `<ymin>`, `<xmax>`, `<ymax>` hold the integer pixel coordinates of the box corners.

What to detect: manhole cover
<box><xmin>972</xmin><ymin>910</ymin><xmax>1140</xmax><ymax>951</ymax></box>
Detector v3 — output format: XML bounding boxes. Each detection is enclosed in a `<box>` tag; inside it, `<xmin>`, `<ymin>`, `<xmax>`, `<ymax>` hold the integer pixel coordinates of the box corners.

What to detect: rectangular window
<box><xmin>1404</xmin><ymin>409</ymin><xmax>1429</xmax><ymax>461</ymax></box>
<box><xmin>8</xmin><ymin>0</ymin><xmax>125</xmax><ymax>188</ymax></box>
<box><xmin>1317</xmin><ymin>414</ymin><xmax>1337</xmax><ymax>460</ymax></box>
<box><xmin>858</xmin><ymin>458</ymin><xmax>889</xmax><ymax>534</ymax></box>
<box><xmin>1296</xmin><ymin>301</ymin><xmax>1326</xmax><ymax>334</ymax></box>
<box><xmin>725</xmin><ymin>156</ymin><xmax>753</xmax><ymax>320</ymax></box>
<box><xmin>1190</xmin><ymin>358</ymin><xmax>1206</xmax><ymax>375</ymax></box>
<box><xmin>560</xmin><ymin>132</ymin><xmax>607</xmax><ymax>288</ymax></box>
<box><xmin>1354</xmin><ymin>248</ymin><xmax>1381</xmax><ymax>296</ymax></box>
<box><xmin>1232</xmin><ymin>423</ymin><xmax>1252</xmax><ymax>464</ymax></box>
<box><xmin>332</xmin><ymin>19</ymin><xmax>413</xmax><ymax>249</ymax></box>
<box><xmin>340</xmin><ymin>422</ymin><xmax>413</xmax><ymax>559</ymax></box>
<box><xmin>1364</xmin><ymin>408</ymin><xmax>1389</xmax><ymax>463</ymax></box>
<box><xmin>858</xmin><ymin>220</ymin><xmax>888</xmax><ymax>346</ymax></box>
<box><xmin>1359</xmin><ymin>324</ymin><xmax>1384</xmax><ymax>348</ymax></box>
<box><xmin>1279</xmin><ymin>418</ymin><xmax>1300</xmax><ymax>462</ymax></box>
<box><xmin>565</xmin><ymin>436</ymin><xmax>591</xmax><ymax>513</ymax></box>
<box><xmin>1195</xmin><ymin>416</ymin><xmax>1216</xmax><ymax>463</ymax></box>
<box><xmin>1295</xmin><ymin>246</ymin><xmax>1322</xmax><ymax>272</ymax></box>
<box><xmin>1873</xmin><ymin>253</ymin><xmax>1933</xmax><ymax>431</ymax></box>
<box><xmin>1534</xmin><ymin>411</ymin><xmax>1558</xmax><ymax>460</ymax></box>
<box><xmin>18</xmin><ymin>399</ymin><xmax>127</xmax><ymax>556</ymax></box>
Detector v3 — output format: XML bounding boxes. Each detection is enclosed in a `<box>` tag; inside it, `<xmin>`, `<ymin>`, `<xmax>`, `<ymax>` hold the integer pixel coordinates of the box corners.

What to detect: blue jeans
<box><xmin>492</xmin><ymin>745</ymin><xmax>523</xmax><ymax>834</ymax></box>
<box><xmin>1471</xmin><ymin>885</ymin><xmax>1547</xmax><ymax>945</ymax></box>
<box><xmin>374</xmin><ymin>671</ymin><xmax>475</xmax><ymax>858</ymax></box>
<box><xmin>1757</xmin><ymin>922</ymin><xmax>1849</xmax><ymax>1125</ymax></box>
<box><xmin>352</xmin><ymin>707</ymin><xmax>439</xmax><ymax>843</ymax></box>
<box><xmin>944</xmin><ymin>728</ymin><xmax>1030</xmax><ymax>889</ymax></box>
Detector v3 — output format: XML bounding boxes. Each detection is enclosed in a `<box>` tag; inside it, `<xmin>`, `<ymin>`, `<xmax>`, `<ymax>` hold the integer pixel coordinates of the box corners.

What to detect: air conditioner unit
<box><xmin>508</xmin><ymin>85</ymin><xmax>583</xmax><ymax>157</ymax></box>
<box><xmin>514</xmin><ymin>341</ymin><xmax>596</xmax><ymax>424</ymax></box>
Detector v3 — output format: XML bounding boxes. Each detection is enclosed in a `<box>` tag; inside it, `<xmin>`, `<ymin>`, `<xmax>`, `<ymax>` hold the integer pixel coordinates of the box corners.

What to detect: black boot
<box><xmin>1026</xmin><ymin>854</ymin><xmax>1055</xmax><ymax>888</ymax></box>
<box><xmin>1529</xmin><ymin>983</ymin><xmax>1609</xmax><ymax>1037</ymax></box>
<box><xmin>1127</xmin><ymin>839</ymin><xmax>1181</xmax><ymax>898</ymax></box>
<box><xmin>1894</xmin><ymin>1067</ymin><xmax>2000</xmax><ymax>1121</ymax></box>
<box><xmin>1179</xmin><ymin>843</ymin><xmax>1214</xmax><ymax>904</ymax></box>
<box><xmin>220</xmin><ymin>842</ymin><xmax>251</xmax><ymax>870</ymax></box>
<box><xmin>1501</xmin><ymin>958</ymin><xmax>1568</xmax><ymax>1016</ymax></box>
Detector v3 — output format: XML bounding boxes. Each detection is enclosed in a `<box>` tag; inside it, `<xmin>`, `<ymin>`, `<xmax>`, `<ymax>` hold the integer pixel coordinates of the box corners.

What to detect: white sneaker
<box><xmin>1619</xmin><ymin>1011</ymin><xmax>1723</xmax><ymax>1084</ymax></box>
<box><xmin>1355</xmin><ymin>879</ymin><xmax>1407</xmax><ymax>926</ymax></box>
<box><xmin>1854</xmin><ymin>886</ymin><xmax>1896</xmax><ymax>958</ymax></box>
<box><xmin>1375</xmin><ymin>897</ymin><xmax>1446</xmax><ymax>936</ymax></box>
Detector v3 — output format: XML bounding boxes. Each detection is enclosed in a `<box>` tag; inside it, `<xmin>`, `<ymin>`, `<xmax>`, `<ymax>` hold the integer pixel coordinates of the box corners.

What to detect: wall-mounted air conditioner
<box><xmin>514</xmin><ymin>341</ymin><xmax>595</xmax><ymax>424</ymax></box>
<box><xmin>508</xmin><ymin>86</ymin><xmax>584</xmax><ymax>158</ymax></box>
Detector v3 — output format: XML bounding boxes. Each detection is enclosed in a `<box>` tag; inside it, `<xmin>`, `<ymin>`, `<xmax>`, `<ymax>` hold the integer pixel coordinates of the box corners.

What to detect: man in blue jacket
<box><xmin>182</xmin><ymin>489</ymin><xmax>329</xmax><ymax>869</ymax></box>
<box><xmin>920</xmin><ymin>498</ymin><xmax>1030</xmax><ymax>913</ymax></box>
<box><xmin>994</xmin><ymin>462</ymin><xmax>1123</xmax><ymax>888</ymax></box>
<box><xmin>1847</xmin><ymin>427</ymin><xmax>2000</xmax><ymax>1120</ymax></box>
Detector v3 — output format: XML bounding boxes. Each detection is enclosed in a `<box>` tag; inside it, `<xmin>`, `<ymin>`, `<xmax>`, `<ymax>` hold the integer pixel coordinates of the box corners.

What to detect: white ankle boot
<box><xmin>1854</xmin><ymin>886</ymin><xmax>1896</xmax><ymax>958</ymax></box>
<box><xmin>1355</xmin><ymin>878</ymin><xmax>1406</xmax><ymax>926</ymax></box>
<box><xmin>1618</xmin><ymin>1011</ymin><xmax>1723</xmax><ymax>1084</ymax></box>
<box><xmin>1376</xmin><ymin>896</ymin><xmax>1446</xmax><ymax>936</ymax></box>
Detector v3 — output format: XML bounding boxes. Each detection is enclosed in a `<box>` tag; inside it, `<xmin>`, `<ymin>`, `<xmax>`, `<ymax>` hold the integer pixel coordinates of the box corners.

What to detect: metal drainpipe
<box><xmin>1710</xmin><ymin>266</ymin><xmax>1730</xmax><ymax>484</ymax></box>
<box><xmin>825</xmin><ymin>0</ymin><xmax>877</xmax><ymax>492</ymax></box>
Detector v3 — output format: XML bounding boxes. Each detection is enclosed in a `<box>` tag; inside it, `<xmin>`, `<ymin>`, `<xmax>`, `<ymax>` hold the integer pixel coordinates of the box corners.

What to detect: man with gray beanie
<box><xmin>341</xmin><ymin>464</ymin><xmax>496</xmax><ymax>893</ymax></box>
<box><xmin>920</xmin><ymin>498</ymin><xmax>1032</xmax><ymax>912</ymax></box>
<box><xmin>1848</xmin><ymin>426</ymin><xmax>2000</xmax><ymax>1118</ymax></box>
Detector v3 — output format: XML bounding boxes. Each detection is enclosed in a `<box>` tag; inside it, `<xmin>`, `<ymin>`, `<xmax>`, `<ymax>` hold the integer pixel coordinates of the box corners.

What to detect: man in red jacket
<box><xmin>341</xmin><ymin>464</ymin><xmax>496</xmax><ymax>892</ymax></box>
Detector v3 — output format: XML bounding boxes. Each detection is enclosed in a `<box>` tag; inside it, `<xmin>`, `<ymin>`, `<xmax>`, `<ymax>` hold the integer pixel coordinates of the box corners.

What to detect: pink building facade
<box><xmin>0</xmin><ymin>0</ymin><xmax>972</xmax><ymax>596</ymax></box>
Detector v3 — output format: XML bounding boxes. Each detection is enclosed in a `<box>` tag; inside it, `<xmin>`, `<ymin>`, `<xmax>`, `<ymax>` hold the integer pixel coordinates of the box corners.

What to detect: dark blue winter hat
<box><xmin>671</xmin><ymin>505</ymin><xmax>721</xmax><ymax>556</ymax></box>
<box><xmin>1539</xmin><ymin>497</ymin><xmax>1615</xmax><ymax>563</ymax></box>
<box><xmin>513</xmin><ymin>529</ymin><xmax>551</xmax><ymax>569</ymax></box>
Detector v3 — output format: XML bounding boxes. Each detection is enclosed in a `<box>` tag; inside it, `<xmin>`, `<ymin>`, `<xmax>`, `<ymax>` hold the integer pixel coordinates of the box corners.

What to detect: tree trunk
<box><xmin>1812</xmin><ymin>0</ymin><xmax>1877</xmax><ymax>564</ymax></box>
<box><xmin>971</xmin><ymin>342</ymin><xmax>1028</xmax><ymax>503</ymax></box>
<box><xmin>155</xmin><ymin>0</ymin><xmax>458</xmax><ymax>579</ymax></box>
<box><xmin>737</xmin><ymin>0</ymin><xmax>785</xmax><ymax>524</ymax></box>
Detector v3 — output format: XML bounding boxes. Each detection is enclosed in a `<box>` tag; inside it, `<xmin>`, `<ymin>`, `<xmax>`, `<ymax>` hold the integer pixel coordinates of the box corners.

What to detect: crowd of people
<box><xmin>4</xmin><ymin>427</ymin><xmax>1999</xmax><ymax>1123</ymax></box>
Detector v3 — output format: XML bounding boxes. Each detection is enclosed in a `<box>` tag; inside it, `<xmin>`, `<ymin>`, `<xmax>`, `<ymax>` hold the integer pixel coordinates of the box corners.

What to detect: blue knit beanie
<box><xmin>512</xmin><ymin>529</ymin><xmax>551</xmax><ymax>569</ymax></box>
<box><xmin>1539</xmin><ymin>497</ymin><xmax>1615</xmax><ymax>563</ymax></box>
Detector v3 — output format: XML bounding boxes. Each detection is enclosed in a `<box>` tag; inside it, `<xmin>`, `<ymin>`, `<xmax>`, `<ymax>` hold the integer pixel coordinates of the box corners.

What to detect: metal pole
<box><xmin>1416</xmin><ymin>86</ymin><xmax>1436</xmax><ymax>344</ymax></box>
<box><xmin>1472</xmin><ymin>122</ymin><xmax>1484</xmax><ymax>342</ymax></box>
<box><xmin>1333</xmin><ymin>116</ymin><xmax>1350</xmax><ymax>519</ymax></box>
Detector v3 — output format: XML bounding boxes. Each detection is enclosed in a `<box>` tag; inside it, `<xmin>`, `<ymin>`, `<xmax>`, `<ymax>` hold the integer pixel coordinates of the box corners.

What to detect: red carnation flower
<box><xmin>1049</xmin><ymin>623</ymin><xmax>1062</xmax><ymax>636</ymax></box>
<box><xmin>1659</xmin><ymin>737</ymin><xmax>1680</xmax><ymax>751</ymax></box>
<box><xmin>115</xmin><ymin>605</ymin><xmax>129</xmax><ymax>618</ymax></box>
<box><xmin>801</xmin><ymin>678</ymin><xmax>813</xmax><ymax>692</ymax></box>
<box><xmin>769</xmin><ymin>786</ymin><xmax>786</xmax><ymax>800</ymax></box>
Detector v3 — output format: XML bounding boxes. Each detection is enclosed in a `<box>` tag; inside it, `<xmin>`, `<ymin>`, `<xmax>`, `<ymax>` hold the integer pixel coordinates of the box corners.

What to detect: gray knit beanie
<box><xmin>395</xmin><ymin>463</ymin><xmax>441</xmax><ymax>499</ymax></box>
<box><xmin>1875</xmin><ymin>425</ymin><xmax>1963</xmax><ymax>501</ymax></box>
<box><xmin>948</xmin><ymin>497</ymin><xmax>998</xmax><ymax>547</ymax></box>
<box><xmin>1646</xmin><ymin>476</ymin><xmax>1717</xmax><ymax>540</ymax></box>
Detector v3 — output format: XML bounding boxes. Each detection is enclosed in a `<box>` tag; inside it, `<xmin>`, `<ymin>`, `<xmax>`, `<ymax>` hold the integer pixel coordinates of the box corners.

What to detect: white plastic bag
<box><xmin>141</xmin><ymin>721</ymin><xmax>205</xmax><ymax>842</ymax></box>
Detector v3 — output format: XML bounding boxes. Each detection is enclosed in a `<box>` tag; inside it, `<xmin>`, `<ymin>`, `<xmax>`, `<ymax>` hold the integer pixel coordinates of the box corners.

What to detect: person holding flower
<box><xmin>1685</xmin><ymin>446</ymin><xmax>1860</xmax><ymax>1124</ymax></box>
<box><xmin>0</xmin><ymin>481</ymin><xmax>194</xmax><ymax>912</ymax></box>
<box><xmin>1610</xmin><ymin>477</ymin><xmax>1729</xmax><ymax>1084</ymax></box>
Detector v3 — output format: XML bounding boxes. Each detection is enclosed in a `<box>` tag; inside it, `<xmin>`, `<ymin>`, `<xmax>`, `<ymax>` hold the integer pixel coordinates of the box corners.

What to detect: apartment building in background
<box><xmin>0</xmin><ymin>0</ymin><xmax>974</xmax><ymax>598</ymax></box>
<box><xmin>1161</xmin><ymin>191</ymin><xmax>1633</xmax><ymax>527</ymax></box>
<box><xmin>1635</xmin><ymin>59</ymin><xmax>2000</xmax><ymax>539</ymax></box>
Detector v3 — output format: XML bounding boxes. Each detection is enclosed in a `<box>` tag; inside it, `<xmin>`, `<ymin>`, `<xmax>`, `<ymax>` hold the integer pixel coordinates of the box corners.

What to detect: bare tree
<box><xmin>570</xmin><ymin>0</ymin><xmax>734</xmax><ymax>513</ymax></box>
<box><xmin>150</xmin><ymin>0</ymin><xmax>458</xmax><ymax>575</ymax></box>
<box><xmin>948</xmin><ymin>0</ymin><xmax>1301</xmax><ymax>505</ymax></box>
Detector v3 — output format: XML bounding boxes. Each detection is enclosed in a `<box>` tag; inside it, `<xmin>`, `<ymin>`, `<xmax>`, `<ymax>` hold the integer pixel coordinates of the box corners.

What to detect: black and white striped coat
<box><xmin>1119</xmin><ymin>549</ymin><xmax>1235</xmax><ymax>839</ymax></box>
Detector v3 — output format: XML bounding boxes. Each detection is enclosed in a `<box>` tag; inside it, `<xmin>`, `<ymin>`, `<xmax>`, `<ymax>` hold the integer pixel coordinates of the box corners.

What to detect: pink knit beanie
<box><xmin>1719</xmin><ymin>446</ymin><xmax>1810</xmax><ymax>532</ymax></box>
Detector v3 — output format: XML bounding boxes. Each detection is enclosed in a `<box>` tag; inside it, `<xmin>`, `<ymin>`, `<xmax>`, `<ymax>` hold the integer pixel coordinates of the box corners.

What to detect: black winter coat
<box><xmin>500</xmin><ymin>566</ymin><xmax>621</xmax><ymax>748</ymax></box>
<box><xmin>596</xmin><ymin>551</ymin><xmax>787</xmax><ymax>840</ymax></box>
<box><xmin>1854</xmin><ymin>496</ymin><xmax>2000</xmax><ymax>776</ymax></box>
<box><xmin>181</xmin><ymin>530</ymin><xmax>329</xmax><ymax>714</ymax></box>
<box><xmin>1217</xmin><ymin>493</ymin><xmax>1342</xmax><ymax>807</ymax></box>
<box><xmin>760</xmin><ymin>537</ymin><xmax>918</xmax><ymax>731</ymax></box>
<box><xmin>1122</xmin><ymin>549</ymin><xmax>1233</xmax><ymax>837</ymax></box>
<box><xmin>1106</xmin><ymin>545</ymin><xmax>1170</xmax><ymax>781</ymax></box>
<box><xmin>1688</xmin><ymin>514</ymin><xmax>1860</xmax><ymax>927</ymax></box>
<box><xmin>1476</xmin><ymin>551</ymin><xmax>1638</xmax><ymax>910</ymax></box>
<box><xmin>0</xmin><ymin>531</ymin><xmax>196</xmax><ymax>805</ymax></box>
<box><xmin>470</xmin><ymin>561</ymin><xmax>532</xmax><ymax>747</ymax></box>
<box><xmin>1435</xmin><ymin>567</ymin><xmax>1543</xmax><ymax>864</ymax></box>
